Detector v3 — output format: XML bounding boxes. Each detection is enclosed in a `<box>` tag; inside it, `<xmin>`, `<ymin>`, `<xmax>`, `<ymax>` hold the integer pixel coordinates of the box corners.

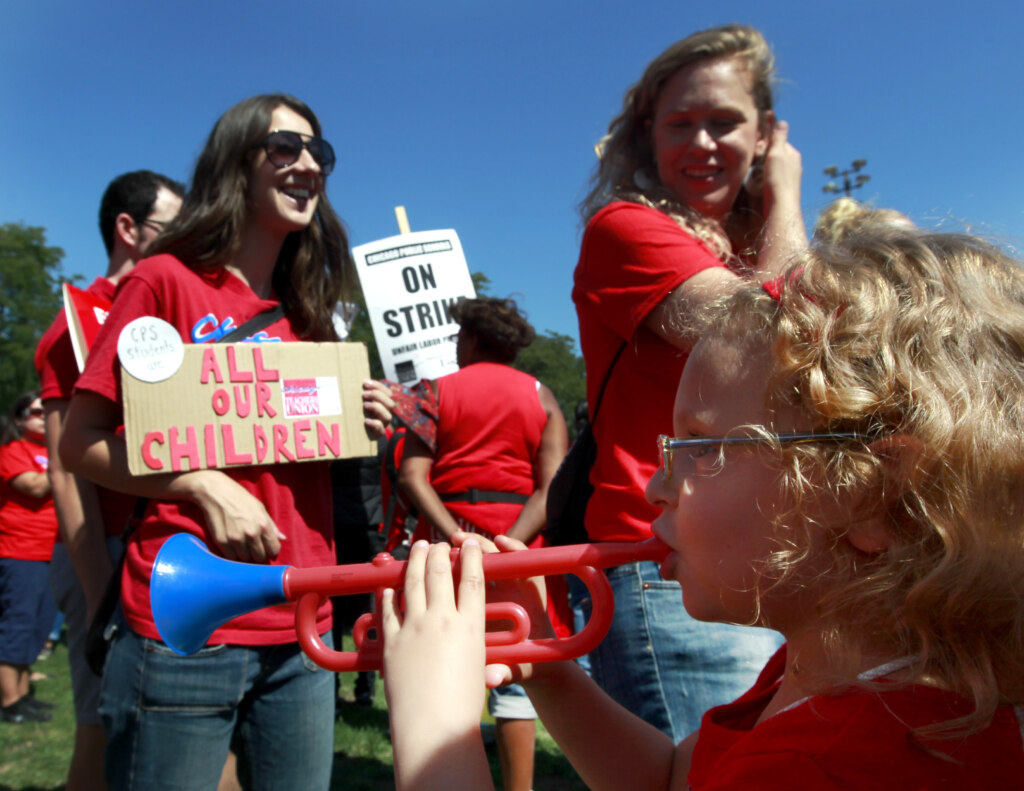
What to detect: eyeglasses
<box><xmin>142</xmin><ymin>219</ymin><xmax>166</xmax><ymax>234</ymax></box>
<box><xmin>23</xmin><ymin>407</ymin><xmax>44</xmax><ymax>418</ymax></box>
<box><xmin>657</xmin><ymin>431</ymin><xmax>871</xmax><ymax>483</ymax></box>
<box><xmin>255</xmin><ymin>130</ymin><xmax>336</xmax><ymax>176</ymax></box>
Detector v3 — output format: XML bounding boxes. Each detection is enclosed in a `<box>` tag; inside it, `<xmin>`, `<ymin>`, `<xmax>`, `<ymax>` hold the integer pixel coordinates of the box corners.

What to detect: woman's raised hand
<box><xmin>362</xmin><ymin>379</ymin><xmax>395</xmax><ymax>439</ymax></box>
<box><xmin>761</xmin><ymin>120</ymin><xmax>803</xmax><ymax>217</ymax></box>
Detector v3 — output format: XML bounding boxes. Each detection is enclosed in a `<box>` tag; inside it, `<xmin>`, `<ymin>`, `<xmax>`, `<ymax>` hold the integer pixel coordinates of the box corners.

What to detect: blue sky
<box><xmin>3</xmin><ymin>1</ymin><xmax>1022</xmax><ymax>346</ymax></box>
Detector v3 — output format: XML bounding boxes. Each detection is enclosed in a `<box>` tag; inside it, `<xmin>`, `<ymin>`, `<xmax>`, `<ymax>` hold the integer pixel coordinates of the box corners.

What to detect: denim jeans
<box><xmin>571</xmin><ymin>560</ymin><xmax>782</xmax><ymax>743</ymax></box>
<box><xmin>100</xmin><ymin>613</ymin><xmax>335</xmax><ymax>791</ymax></box>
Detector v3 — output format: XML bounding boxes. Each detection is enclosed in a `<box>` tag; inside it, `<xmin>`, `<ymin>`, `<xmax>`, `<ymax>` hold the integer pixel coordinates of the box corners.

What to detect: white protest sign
<box><xmin>352</xmin><ymin>229</ymin><xmax>476</xmax><ymax>383</ymax></box>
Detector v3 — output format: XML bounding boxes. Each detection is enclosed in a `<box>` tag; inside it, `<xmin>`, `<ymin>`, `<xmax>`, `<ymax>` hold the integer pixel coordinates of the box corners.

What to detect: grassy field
<box><xmin>0</xmin><ymin>636</ymin><xmax>586</xmax><ymax>791</ymax></box>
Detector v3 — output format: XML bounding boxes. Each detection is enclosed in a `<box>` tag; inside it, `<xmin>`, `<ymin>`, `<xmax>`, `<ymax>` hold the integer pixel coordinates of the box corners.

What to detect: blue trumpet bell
<box><xmin>151</xmin><ymin>533</ymin><xmax>289</xmax><ymax>655</ymax></box>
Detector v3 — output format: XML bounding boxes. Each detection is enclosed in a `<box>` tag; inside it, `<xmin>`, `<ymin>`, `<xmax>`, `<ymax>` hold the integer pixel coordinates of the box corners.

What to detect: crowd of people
<box><xmin>1</xmin><ymin>20</ymin><xmax>1022</xmax><ymax>791</ymax></box>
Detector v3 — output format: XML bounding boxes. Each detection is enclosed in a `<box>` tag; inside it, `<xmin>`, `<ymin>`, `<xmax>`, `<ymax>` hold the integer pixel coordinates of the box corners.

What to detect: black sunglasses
<box><xmin>23</xmin><ymin>407</ymin><xmax>45</xmax><ymax>418</ymax></box>
<box><xmin>255</xmin><ymin>130</ymin><xmax>336</xmax><ymax>176</ymax></box>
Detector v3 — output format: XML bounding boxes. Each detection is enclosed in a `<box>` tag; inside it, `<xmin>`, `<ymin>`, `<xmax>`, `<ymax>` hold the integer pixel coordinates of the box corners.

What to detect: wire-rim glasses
<box><xmin>657</xmin><ymin>431</ymin><xmax>872</xmax><ymax>483</ymax></box>
<box><xmin>255</xmin><ymin>130</ymin><xmax>336</xmax><ymax>176</ymax></box>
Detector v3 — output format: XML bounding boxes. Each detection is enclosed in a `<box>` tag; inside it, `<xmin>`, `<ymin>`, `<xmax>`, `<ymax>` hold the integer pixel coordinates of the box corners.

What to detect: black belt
<box><xmin>440</xmin><ymin>489</ymin><xmax>529</xmax><ymax>505</ymax></box>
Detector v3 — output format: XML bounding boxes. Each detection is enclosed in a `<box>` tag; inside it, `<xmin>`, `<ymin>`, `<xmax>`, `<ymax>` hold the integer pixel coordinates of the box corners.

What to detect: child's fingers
<box><xmin>401</xmin><ymin>540</ymin><xmax>430</xmax><ymax>615</ymax></box>
<box><xmin>379</xmin><ymin>588</ymin><xmax>401</xmax><ymax>641</ymax></box>
<box><xmin>484</xmin><ymin>663</ymin><xmax>515</xmax><ymax>689</ymax></box>
<box><xmin>456</xmin><ymin>539</ymin><xmax>486</xmax><ymax>620</ymax></box>
<box><xmin>451</xmin><ymin>530</ymin><xmax>498</xmax><ymax>554</ymax></box>
<box><xmin>424</xmin><ymin>541</ymin><xmax>457</xmax><ymax>610</ymax></box>
<box><xmin>494</xmin><ymin>533</ymin><xmax>529</xmax><ymax>552</ymax></box>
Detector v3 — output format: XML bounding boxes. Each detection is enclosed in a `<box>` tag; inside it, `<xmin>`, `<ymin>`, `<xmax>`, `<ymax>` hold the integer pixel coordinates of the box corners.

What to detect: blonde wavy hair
<box><xmin>699</xmin><ymin>229</ymin><xmax>1024</xmax><ymax>737</ymax></box>
<box><xmin>580</xmin><ymin>24</ymin><xmax>775</xmax><ymax>261</ymax></box>
<box><xmin>813</xmin><ymin>197</ymin><xmax>915</xmax><ymax>245</ymax></box>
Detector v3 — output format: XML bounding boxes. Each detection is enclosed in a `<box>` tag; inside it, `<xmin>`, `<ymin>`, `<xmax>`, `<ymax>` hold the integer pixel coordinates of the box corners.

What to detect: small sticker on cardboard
<box><xmin>117</xmin><ymin>317</ymin><xmax>185</xmax><ymax>383</ymax></box>
<box><xmin>281</xmin><ymin>377</ymin><xmax>342</xmax><ymax>419</ymax></box>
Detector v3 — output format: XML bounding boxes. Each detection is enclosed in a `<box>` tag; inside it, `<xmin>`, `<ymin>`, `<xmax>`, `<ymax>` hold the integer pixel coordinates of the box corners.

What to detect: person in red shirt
<box><xmin>568</xmin><ymin>24</ymin><xmax>806</xmax><ymax>740</ymax></box>
<box><xmin>0</xmin><ymin>392</ymin><xmax>59</xmax><ymax>723</ymax></box>
<box><xmin>397</xmin><ymin>296</ymin><xmax>568</xmax><ymax>791</ymax></box>
<box><xmin>381</xmin><ymin>230</ymin><xmax>1024</xmax><ymax>790</ymax></box>
<box><xmin>34</xmin><ymin>169</ymin><xmax>184</xmax><ymax>789</ymax></box>
<box><xmin>60</xmin><ymin>94</ymin><xmax>392</xmax><ymax>790</ymax></box>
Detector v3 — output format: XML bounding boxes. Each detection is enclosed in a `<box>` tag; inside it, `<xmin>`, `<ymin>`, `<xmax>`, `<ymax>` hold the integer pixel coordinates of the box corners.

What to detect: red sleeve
<box><xmin>573</xmin><ymin>202</ymin><xmax>724</xmax><ymax>341</ymax></box>
<box><xmin>35</xmin><ymin>312</ymin><xmax>78</xmax><ymax>402</ymax></box>
<box><xmin>0</xmin><ymin>441</ymin><xmax>33</xmax><ymax>483</ymax></box>
<box><xmin>74</xmin><ymin>274</ymin><xmax>162</xmax><ymax>406</ymax></box>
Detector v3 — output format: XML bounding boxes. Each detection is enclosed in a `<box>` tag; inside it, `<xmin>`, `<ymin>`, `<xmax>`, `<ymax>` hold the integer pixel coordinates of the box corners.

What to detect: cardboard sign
<box><xmin>63</xmin><ymin>283</ymin><xmax>113</xmax><ymax>372</ymax></box>
<box><xmin>352</xmin><ymin>229</ymin><xmax>475</xmax><ymax>383</ymax></box>
<box><xmin>122</xmin><ymin>341</ymin><xmax>377</xmax><ymax>476</ymax></box>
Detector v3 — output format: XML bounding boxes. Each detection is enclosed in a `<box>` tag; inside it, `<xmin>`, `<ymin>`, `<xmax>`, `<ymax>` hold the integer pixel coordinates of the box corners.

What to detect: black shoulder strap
<box><xmin>219</xmin><ymin>304</ymin><xmax>286</xmax><ymax>343</ymax></box>
<box><xmin>590</xmin><ymin>341</ymin><xmax>626</xmax><ymax>426</ymax></box>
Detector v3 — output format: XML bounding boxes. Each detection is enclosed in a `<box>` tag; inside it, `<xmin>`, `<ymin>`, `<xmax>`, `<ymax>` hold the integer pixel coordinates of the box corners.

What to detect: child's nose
<box><xmin>645</xmin><ymin>467</ymin><xmax>674</xmax><ymax>509</ymax></box>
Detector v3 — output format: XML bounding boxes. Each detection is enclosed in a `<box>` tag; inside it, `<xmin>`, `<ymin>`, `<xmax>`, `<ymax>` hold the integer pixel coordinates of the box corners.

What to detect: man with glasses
<box><xmin>33</xmin><ymin>170</ymin><xmax>183</xmax><ymax>791</ymax></box>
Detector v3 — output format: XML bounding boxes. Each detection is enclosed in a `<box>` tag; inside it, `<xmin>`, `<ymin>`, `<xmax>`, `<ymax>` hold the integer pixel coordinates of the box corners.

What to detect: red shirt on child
<box><xmin>689</xmin><ymin>646</ymin><xmax>1024</xmax><ymax>789</ymax></box>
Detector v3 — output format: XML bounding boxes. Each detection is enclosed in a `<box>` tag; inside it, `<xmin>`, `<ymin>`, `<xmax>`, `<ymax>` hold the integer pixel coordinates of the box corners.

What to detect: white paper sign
<box><xmin>352</xmin><ymin>229</ymin><xmax>476</xmax><ymax>383</ymax></box>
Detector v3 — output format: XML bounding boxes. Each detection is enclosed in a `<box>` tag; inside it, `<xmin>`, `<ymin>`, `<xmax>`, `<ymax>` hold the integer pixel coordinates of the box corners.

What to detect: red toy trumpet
<box><xmin>150</xmin><ymin>533</ymin><xmax>671</xmax><ymax>671</ymax></box>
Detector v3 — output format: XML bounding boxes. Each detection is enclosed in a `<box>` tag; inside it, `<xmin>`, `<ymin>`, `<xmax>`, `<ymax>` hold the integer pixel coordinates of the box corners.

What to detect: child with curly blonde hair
<box><xmin>382</xmin><ymin>227</ymin><xmax>1024</xmax><ymax>790</ymax></box>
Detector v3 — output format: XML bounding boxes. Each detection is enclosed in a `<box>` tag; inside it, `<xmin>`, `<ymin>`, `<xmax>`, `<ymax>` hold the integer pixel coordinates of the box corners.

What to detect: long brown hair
<box><xmin>150</xmin><ymin>94</ymin><xmax>351</xmax><ymax>340</ymax></box>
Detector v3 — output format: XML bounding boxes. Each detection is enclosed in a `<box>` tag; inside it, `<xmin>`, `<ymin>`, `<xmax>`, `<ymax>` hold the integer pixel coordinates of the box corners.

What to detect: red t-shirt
<box><xmin>0</xmin><ymin>436</ymin><xmax>58</xmax><ymax>561</ymax></box>
<box><xmin>572</xmin><ymin>202</ymin><xmax>726</xmax><ymax>542</ymax></box>
<box><xmin>74</xmin><ymin>254</ymin><xmax>334</xmax><ymax>646</ymax></box>
<box><xmin>34</xmin><ymin>275</ymin><xmax>135</xmax><ymax>537</ymax></box>
<box><xmin>689</xmin><ymin>646</ymin><xmax>1024</xmax><ymax>789</ymax></box>
<box><xmin>415</xmin><ymin>362</ymin><xmax>546</xmax><ymax>541</ymax></box>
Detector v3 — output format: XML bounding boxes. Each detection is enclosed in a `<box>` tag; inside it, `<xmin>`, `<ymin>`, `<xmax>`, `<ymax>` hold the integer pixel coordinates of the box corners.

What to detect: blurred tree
<box><xmin>0</xmin><ymin>223</ymin><xmax>70</xmax><ymax>414</ymax></box>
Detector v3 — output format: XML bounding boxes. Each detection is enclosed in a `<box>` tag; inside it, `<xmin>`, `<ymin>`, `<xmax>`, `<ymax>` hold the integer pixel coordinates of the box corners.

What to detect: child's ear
<box><xmin>843</xmin><ymin>434</ymin><xmax>926</xmax><ymax>555</ymax></box>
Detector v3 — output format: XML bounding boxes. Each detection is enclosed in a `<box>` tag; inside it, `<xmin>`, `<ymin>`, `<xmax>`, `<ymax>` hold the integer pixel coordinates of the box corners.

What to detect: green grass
<box><xmin>1</xmin><ymin>636</ymin><xmax>586</xmax><ymax>790</ymax></box>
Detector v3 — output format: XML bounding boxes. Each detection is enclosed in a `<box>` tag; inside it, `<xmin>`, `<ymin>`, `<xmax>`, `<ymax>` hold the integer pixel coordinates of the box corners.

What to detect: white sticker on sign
<box><xmin>117</xmin><ymin>317</ymin><xmax>185</xmax><ymax>383</ymax></box>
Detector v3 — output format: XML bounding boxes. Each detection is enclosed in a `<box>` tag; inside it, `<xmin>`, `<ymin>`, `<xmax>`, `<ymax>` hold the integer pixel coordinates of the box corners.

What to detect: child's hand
<box><xmin>450</xmin><ymin>531</ymin><xmax>555</xmax><ymax>689</ymax></box>
<box><xmin>381</xmin><ymin>540</ymin><xmax>487</xmax><ymax>741</ymax></box>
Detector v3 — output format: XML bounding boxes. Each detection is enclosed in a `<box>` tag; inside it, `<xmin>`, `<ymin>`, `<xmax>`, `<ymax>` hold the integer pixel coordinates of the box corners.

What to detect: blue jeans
<box><xmin>100</xmin><ymin>613</ymin><xmax>335</xmax><ymax>791</ymax></box>
<box><xmin>571</xmin><ymin>560</ymin><xmax>782</xmax><ymax>743</ymax></box>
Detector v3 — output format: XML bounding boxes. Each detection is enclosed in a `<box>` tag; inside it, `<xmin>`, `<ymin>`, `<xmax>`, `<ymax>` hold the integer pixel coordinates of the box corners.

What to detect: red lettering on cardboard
<box><xmin>273</xmin><ymin>423</ymin><xmax>296</xmax><ymax>463</ymax></box>
<box><xmin>200</xmin><ymin>347</ymin><xmax>224</xmax><ymax>384</ymax></box>
<box><xmin>226</xmin><ymin>346</ymin><xmax>254</xmax><ymax>383</ymax></box>
<box><xmin>142</xmin><ymin>431</ymin><xmax>165</xmax><ymax>470</ymax></box>
<box><xmin>256</xmin><ymin>382</ymin><xmax>276</xmax><ymax>418</ymax></box>
<box><xmin>254</xmin><ymin>425</ymin><xmax>269</xmax><ymax>463</ymax></box>
<box><xmin>316</xmin><ymin>421</ymin><xmax>341</xmax><ymax>457</ymax></box>
<box><xmin>204</xmin><ymin>424</ymin><xmax>218</xmax><ymax>468</ymax></box>
<box><xmin>211</xmin><ymin>388</ymin><xmax>230</xmax><ymax>416</ymax></box>
<box><xmin>234</xmin><ymin>385</ymin><xmax>251</xmax><ymax>418</ymax></box>
<box><xmin>222</xmin><ymin>424</ymin><xmax>254</xmax><ymax>465</ymax></box>
<box><xmin>253</xmin><ymin>347</ymin><xmax>279</xmax><ymax>381</ymax></box>
<box><xmin>293</xmin><ymin>419</ymin><xmax>315</xmax><ymax>459</ymax></box>
<box><xmin>169</xmin><ymin>426</ymin><xmax>199</xmax><ymax>472</ymax></box>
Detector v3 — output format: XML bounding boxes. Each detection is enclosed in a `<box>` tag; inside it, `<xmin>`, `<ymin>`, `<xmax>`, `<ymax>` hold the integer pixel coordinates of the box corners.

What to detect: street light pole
<box><xmin>823</xmin><ymin>159</ymin><xmax>870</xmax><ymax>197</ymax></box>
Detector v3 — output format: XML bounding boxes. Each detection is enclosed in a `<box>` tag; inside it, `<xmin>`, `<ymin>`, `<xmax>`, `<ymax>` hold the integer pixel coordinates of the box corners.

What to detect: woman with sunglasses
<box><xmin>62</xmin><ymin>94</ymin><xmax>390</xmax><ymax>790</ymax></box>
<box><xmin>0</xmin><ymin>392</ymin><xmax>59</xmax><ymax>723</ymax></box>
